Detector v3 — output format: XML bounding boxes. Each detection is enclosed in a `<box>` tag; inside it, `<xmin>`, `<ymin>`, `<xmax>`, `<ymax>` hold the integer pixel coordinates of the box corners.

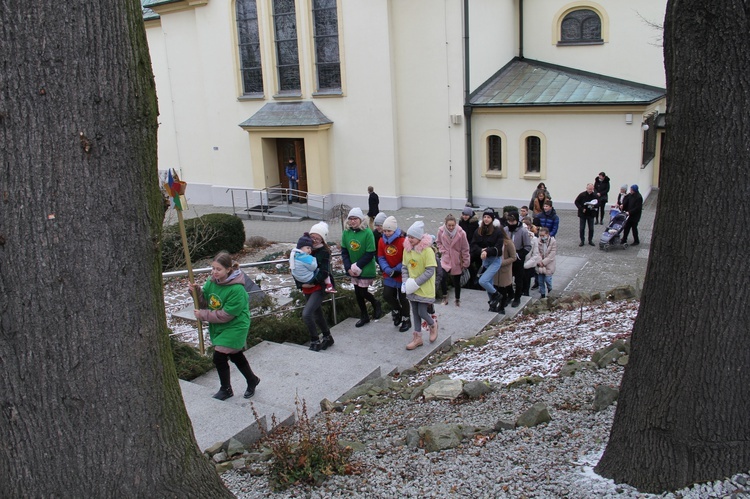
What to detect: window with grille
<box><xmin>273</xmin><ymin>0</ymin><xmax>300</xmax><ymax>92</ymax></box>
<box><xmin>525</xmin><ymin>136</ymin><xmax>541</xmax><ymax>173</ymax></box>
<box><xmin>487</xmin><ymin>135</ymin><xmax>502</xmax><ymax>172</ymax></box>
<box><xmin>559</xmin><ymin>9</ymin><xmax>602</xmax><ymax>45</ymax></box>
<box><xmin>312</xmin><ymin>0</ymin><xmax>341</xmax><ymax>92</ymax></box>
<box><xmin>236</xmin><ymin>0</ymin><xmax>263</xmax><ymax>95</ymax></box>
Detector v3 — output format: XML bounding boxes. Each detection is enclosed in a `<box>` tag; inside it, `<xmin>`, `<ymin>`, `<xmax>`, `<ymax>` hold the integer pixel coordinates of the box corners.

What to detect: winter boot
<box><xmin>309</xmin><ymin>340</ymin><xmax>322</xmax><ymax>352</ymax></box>
<box><xmin>399</xmin><ymin>317</ymin><xmax>412</xmax><ymax>333</ymax></box>
<box><xmin>406</xmin><ymin>331</ymin><xmax>424</xmax><ymax>350</ymax></box>
<box><xmin>429</xmin><ymin>320</ymin><xmax>439</xmax><ymax>343</ymax></box>
<box><xmin>320</xmin><ymin>334</ymin><xmax>335</xmax><ymax>350</ymax></box>
<box><xmin>230</xmin><ymin>353</ymin><xmax>260</xmax><ymax>399</ymax></box>
<box><xmin>355</xmin><ymin>316</ymin><xmax>370</xmax><ymax>327</ymax></box>
<box><xmin>212</xmin><ymin>386</ymin><xmax>233</xmax><ymax>401</ymax></box>
<box><xmin>391</xmin><ymin>310</ymin><xmax>402</xmax><ymax>327</ymax></box>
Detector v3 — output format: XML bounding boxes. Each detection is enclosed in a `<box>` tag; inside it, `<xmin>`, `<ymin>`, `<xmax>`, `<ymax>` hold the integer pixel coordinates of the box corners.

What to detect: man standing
<box><xmin>285</xmin><ymin>157</ymin><xmax>298</xmax><ymax>203</ymax></box>
<box><xmin>621</xmin><ymin>184</ymin><xmax>644</xmax><ymax>246</ymax></box>
<box><xmin>367</xmin><ymin>186</ymin><xmax>379</xmax><ymax>229</ymax></box>
<box><xmin>505</xmin><ymin>212</ymin><xmax>531</xmax><ymax>307</ymax></box>
<box><xmin>575</xmin><ymin>183</ymin><xmax>598</xmax><ymax>247</ymax></box>
<box><xmin>594</xmin><ymin>172</ymin><xmax>611</xmax><ymax>225</ymax></box>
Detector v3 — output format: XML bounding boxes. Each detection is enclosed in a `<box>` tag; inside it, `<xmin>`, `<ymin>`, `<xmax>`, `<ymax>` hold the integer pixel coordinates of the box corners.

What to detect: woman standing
<box><xmin>529</xmin><ymin>182</ymin><xmax>551</xmax><ymax>212</ymax></box>
<box><xmin>531</xmin><ymin>189</ymin><xmax>549</xmax><ymax>217</ymax></box>
<box><xmin>470</xmin><ymin>208</ymin><xmax>504</xmax><ymax>312</ymax></box>
<box><xmin>341</xmin><ymin>207</ymin><xmax>382</xmax><ymax>327</ymax></box>
<box><xmin>436</xmin><ymin>214</ymin><xmax>470</xmax><ymax>307</ymax></box>
<box><xmin>492</xmin><ymin>227</ymin><xmax>517</xmax><ymax>313</ymax></box>
<box><xmin>402</xmin><ymin>221</ymin><xmax>438</xmax><ymax>350</ymax></box>
<box><xmin>594</xmin><ymin>172</ymin><xmax>611</xmax><ymax>224</ymax></box>
<box><xmin>294</xmin><ymin>222</ymin><xmax>335</xmax><ymax>351</ymax></box>
<box><xmin>377</xmin><ymin>216</ymin><xmax>411</xmax><ymax>332</ymax></box>
<box><xmin>189</xmin><ymin>252</ymin><xmax>260</xmax><ymax>401</ymax></box>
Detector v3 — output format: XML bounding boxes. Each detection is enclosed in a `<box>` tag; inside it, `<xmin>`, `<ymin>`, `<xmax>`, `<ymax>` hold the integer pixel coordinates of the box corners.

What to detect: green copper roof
<box><xmin>470</xmin><ymin>58</ymin><xmax>665</xmax><ymax>108</ymax></box>
<box><xmin>239</xmin><ymin>101</ymin><xmax>333</xmax><ymax>128</ymax></box>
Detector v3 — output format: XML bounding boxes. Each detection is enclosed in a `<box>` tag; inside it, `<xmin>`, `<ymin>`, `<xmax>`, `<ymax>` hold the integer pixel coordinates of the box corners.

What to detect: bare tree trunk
<box><xmin>596</xmin><ymin>1</ymin><xmax>750</xmax><ymax>492</ymax></box>
<box><xmin>0</xmin><ymin>1</ymin><xmax>232</xmax><ymax>496</ymax></box>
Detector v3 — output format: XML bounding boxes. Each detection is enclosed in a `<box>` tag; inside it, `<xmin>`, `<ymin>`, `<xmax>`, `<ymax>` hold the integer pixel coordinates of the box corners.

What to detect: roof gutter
<box><xmin>463</xmin><ymin>0</ymin><xmax>474</xmax><ymax>205</ymax></box>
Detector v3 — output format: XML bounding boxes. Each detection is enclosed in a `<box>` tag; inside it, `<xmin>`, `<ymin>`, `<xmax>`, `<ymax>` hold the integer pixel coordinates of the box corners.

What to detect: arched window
<box><xmin>560</xmin><ymin>9</ymin><xmax>602</xmax><ymax>44</ymax></box>
<box><xmin>525</xmin><ymin>136</ymin><xmax>541</xmax><ymax>173</ymax></box>
<box><xmin>488</xmin><ymin>135</ymin><xmax>502</xmax><ymax>172</ymax></box>
<box><xmin>236</xmin><ymin>0</ymin><xmax>264</xmax><ymax>95</ymax></box>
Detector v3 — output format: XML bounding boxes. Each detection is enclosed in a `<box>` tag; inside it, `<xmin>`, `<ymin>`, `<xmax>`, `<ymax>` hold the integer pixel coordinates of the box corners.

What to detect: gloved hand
<box><xmin>404</xmin><ymin>278</ymin><xmax>419</xmax><ymax>295</ymax></box>
<box><xmin>350</xmin><ymin>263</ymin><xmax>362</xmax><ymax>276</ymax></box>
<box><xmin>400</xmin><ymin>282</ymin><xmax>406</xmax><ymax>294</ymax></box>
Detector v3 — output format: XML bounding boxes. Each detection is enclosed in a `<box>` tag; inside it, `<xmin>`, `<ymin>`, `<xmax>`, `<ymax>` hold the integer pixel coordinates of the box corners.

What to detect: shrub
<box><xmin>503</xmin><ymin>205</ymin><xmax>519</xmax><ymax>215</ymax></box>
<box><xmin>171</xmin><ymin>338</ymin><xmax>214</xmax><ymax>381</ymax></box>
<box><xmin>252</xmin><ymin>398</ymin><xmax>359</xmax><ymax>491</ymax></box>
<box><xmin>246</xmin><ymin>235</ymin><xmax>269</xmax><ymax>248</ymax></box>
<box><xmin>162</xmin><ymin>213</ymin><xmax>245</xmax><ymax>271</ymax></box>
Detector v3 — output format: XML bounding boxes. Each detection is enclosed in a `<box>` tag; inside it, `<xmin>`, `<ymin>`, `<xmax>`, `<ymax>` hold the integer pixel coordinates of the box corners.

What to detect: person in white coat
<box><xmin>536</xmin><ymin>227</ymin><xmax>557</xmax><ymax>298</ymax></box>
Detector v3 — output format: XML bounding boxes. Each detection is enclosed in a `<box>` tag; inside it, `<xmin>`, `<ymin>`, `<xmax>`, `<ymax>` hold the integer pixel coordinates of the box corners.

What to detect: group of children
<box><xmin>287</xmin><ymin>203</ymin><xmax>558</xmax><ymax>351</ymax></box>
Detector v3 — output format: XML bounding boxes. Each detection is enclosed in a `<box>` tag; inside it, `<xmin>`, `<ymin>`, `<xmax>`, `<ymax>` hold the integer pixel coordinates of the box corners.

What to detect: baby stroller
<box><xmin>599</xmin><ymin>209</ymin><xmax>629</xmax><ymax>251</ymax></box>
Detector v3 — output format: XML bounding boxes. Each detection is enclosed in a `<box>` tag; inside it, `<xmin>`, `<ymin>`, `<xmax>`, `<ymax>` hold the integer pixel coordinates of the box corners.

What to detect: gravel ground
<box><xmin>219</xmin><ymin>301</ymin><xmax>750</xmax><ymax>498</ymax></box>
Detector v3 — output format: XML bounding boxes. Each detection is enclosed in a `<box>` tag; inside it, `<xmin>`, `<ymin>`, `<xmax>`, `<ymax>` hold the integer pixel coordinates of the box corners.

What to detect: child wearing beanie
<box><xmin>290</xmin><ymin>232</ymin><xmax>335</xmax><ymax>293</ymax></box>
<box><xmin>402</xmin><ymin>221</ymin><xmax>439</xmax><ymax>350</ymax></box>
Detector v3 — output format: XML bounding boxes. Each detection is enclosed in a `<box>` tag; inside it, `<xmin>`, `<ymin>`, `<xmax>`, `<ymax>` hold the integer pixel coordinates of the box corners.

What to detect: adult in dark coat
<box><xmin>459</xmin><ymin>207</ymin><xmax>481</xmax><ymax>288</ymax></box>
<box><xmin>621</xmin><ymin>184</ymin><xmax>644</xmax><ymax>246</ymax></box>
<box><xmin>367</xmin><ymin>186</ymin><xmax>380</xmax><ymax>221</ymax></box>
<box><xmin>593</xmin><ymin>172</ymin><xmax>611</xmax><ymax>225</ymax></box>
<box><xmin>535</xmin><ymin>200</ymin><xmax>560</xmax><ymax>237</ymax></box>
<box><xmin>574</xmin><ymin>183</ymin><xmax>598</xmax><ymax>246</ymax></box>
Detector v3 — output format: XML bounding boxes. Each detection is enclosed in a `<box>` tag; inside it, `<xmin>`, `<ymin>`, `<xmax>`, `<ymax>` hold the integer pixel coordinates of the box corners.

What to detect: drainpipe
<box><xmin>463</xmin><ymin>0</ymin><xmax>474</xmax><ymax>205</ymax></box>
<box><xmin>519</xmin><ymin>0</ymin><xmax>524</xmax><ymax>59</ymax></box>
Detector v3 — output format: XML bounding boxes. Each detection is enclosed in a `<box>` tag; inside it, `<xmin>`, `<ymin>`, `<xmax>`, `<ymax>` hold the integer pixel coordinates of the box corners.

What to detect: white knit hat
<box><xmin>382</xmin><ymin>216</ymin><xmax>398</xmax><ymax>231</ymax></box>
<box><xmin>373</xmin><ymin>212</ymin><xmax>388</xmax><ymax>226</ymax></box>
<box><xmin>309</xmin><ymin>221</ymin><xmax>329</xmax><ymax>242</ymax></box>
<box><xmin>407</xmin><ymin>221</ymin><xmax>425</xmax><ymax>239</ymax></box>
<box><xmin>347</xmin><ymin>207</ymin><xmax>364</xmax><ymax>220</ymax></box>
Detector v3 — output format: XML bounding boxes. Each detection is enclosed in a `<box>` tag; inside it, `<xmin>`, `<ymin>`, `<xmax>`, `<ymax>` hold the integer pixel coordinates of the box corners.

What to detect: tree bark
<box><xmin>0</xmin><ymin>1</ymin><xmax>232</xmax><ymax>496</ymax></box>
<box><xmin>595</xmin><ymin>1</ymin><xmax>750</xmax><ymax>492</ymax></box>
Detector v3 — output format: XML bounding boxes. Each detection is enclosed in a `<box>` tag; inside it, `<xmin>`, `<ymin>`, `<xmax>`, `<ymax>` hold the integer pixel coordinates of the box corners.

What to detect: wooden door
<box><xmin>277</xmin><ymin>138</ymin><xmax>307</xmax><ymax>199</ymax></box>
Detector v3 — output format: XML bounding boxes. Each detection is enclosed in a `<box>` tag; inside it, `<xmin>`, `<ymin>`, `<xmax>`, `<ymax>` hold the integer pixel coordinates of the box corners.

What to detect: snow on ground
<box><xmin>415</xmin><ymin>300</ymin><xmax>638</xmax><ymax>385</ymax></box>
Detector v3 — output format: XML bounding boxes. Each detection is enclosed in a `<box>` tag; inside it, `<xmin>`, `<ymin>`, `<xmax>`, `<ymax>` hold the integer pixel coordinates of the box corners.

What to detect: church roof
<box><xmin>470</xmin><ymin>58</ymin><xmax>665</xmax><ymax>108</ymax></box>
<box><xmin>239</xmin><ymin>101</ymin><xmax>333</xmax><ymax>128</ymax></box>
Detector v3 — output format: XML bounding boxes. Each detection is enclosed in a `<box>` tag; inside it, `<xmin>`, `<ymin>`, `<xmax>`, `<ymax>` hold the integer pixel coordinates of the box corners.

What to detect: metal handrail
<box><xmin>163</xmin><ymin>252</ymin><xmax>345</xmax><ymax>325</ymax></box>
<box><xmin>225</xmin><ymin>186</ymin><xmax>328</xmax><ymax>220</ymax></box>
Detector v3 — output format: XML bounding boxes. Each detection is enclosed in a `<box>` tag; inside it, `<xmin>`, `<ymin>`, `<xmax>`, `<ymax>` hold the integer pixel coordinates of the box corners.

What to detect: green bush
<box><xmin>171</xmin><ymin>338</ymin><xmax>214</xmax><ymax>381</ymax></box>
<box><xmin>162</xmin><ymin>213</ymin><xmax>245</xmax><ymax>271</ymax></box>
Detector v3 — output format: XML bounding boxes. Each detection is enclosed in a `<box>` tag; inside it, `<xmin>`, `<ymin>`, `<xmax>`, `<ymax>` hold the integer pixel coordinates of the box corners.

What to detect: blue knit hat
<box><xmin>630</xmin><ymin>184</ymin><xmax>639</xmax><ymax>192</ymax></box>
<box><xmin>297</xmin><ymin>232</ymin><xmax>314</xmax><ymax>249</ymax></box>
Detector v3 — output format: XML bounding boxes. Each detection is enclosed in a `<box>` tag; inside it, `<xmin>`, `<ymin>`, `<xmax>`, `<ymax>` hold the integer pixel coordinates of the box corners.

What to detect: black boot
<box><xmin>488</xmin><ymin>291</ymin><xmax>502</xmax><ymax>312</ymax></box>
<box><xmin>391</xmin><ymin>310</ymin><xmax>401</xmax><ymax>327</ymax></box>
<box><xmin>213</xmin><ymin>356</ymin><xmax>233</xmax><ymax>400</ymax></box>
<box><xmin>230</xmin><ymin>352</ymin><xmax>261</xmax><ymax>398</ymax></box>
<box><xmin>320</xmin><ymin>334</ymin><xmax>335</xmax><ymax>350</ymax></box>
<box><xmin>213</xmin><ymin>386</ymin><xmax>234</xmax><ymax>400</ymax></box>
<box><xmin>399</xmin><ymin>317</ymin><xmax>411</xmax><ymax>332</ymax></box>
<box><xmin>355</xmin><ymin>316</ymin><xmax>370</xmax><ymax>327</ymax></box>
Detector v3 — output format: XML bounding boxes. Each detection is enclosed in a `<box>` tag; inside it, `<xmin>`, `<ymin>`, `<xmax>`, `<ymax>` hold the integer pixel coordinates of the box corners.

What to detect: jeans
<box><xmin>302</xmin><ymin>289</ymin><xmax>330</xmax><ymax>341</ymax></box>
<box><xmin>537</xmin><ymin>274</ymin><xmax>553</xmax><ymax>296</ymax></box>
<box><xmin>579</xmin><ymin>216</ymin><xmax>595</xmax><ymax>242</ymax></box>
<box><xmin>478</xmin><ymin>256</ymin><xmax>502</xmax><ymax>296</ymax></box>
<box><xmin>288</xmin><ymin>178</ymin><xmax>298</xmax><ymax>202</ymax></box>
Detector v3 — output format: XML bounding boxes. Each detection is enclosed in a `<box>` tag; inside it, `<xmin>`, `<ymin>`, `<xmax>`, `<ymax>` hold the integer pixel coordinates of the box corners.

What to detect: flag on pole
<box><xmin>164</xmin><ymin>169</ymin><xmax>187</xmax><ymax>211</ymax></box>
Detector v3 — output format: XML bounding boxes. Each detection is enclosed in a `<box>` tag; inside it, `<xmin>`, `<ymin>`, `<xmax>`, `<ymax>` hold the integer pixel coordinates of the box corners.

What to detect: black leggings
<box><xmin>354</xmin><ymin>285</ymin><xmax>377</xmax><ymax>316</ymax></box>
<box><xmin>439</xmin><ymin>272</ymin><xmax>462</xmax><ymax>300</ymax></box>
<box><xmin>383</xmin><ymin>285</ymin><xmax>409</xmax><ymax>317</ymax></box>
<box><xmin>213</xmin><ymin>350</ymin><xmax>257</xmax><ymax>389</ymax></box>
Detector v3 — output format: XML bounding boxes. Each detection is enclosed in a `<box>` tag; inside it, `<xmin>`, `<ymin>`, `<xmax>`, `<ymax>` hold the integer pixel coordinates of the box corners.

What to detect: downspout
<box><xmin>463</xmin><ymin>0</ymin><xmax>473</xmax><ymax>205</ymax></box>
<box><xmin>519</xmin><ymin>0</ymin><xmax>524</xmax><ymax>59</ymax></box>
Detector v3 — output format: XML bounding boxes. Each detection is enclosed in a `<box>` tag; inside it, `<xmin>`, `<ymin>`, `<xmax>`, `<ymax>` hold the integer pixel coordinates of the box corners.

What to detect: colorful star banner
<box><xmin>164</xmin><ymin>168</ymin><xmax>188</xmax><ymax>211</ymax></box>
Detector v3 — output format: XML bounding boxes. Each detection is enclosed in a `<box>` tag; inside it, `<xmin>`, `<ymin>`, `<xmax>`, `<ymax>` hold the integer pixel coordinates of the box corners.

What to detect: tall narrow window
<box><xmin>526</xmin><ymin>136</ymin><xmax>541</xmax><ymax>173</ymax></box>
<box><xmin>642</xmin><ymin>114</ymin><xmax>657</xmax><ymax>167</ymax></box>
<box><xmin>273</xmin><ymin>0</ymin><xmax>301</xmax><ymax>93</ymax></box>
<box><xmin>560</xmin><ymin>9</ymin><xmax>602</xmax><ymax>44</ymax></box>
<box><xmin>237</xmin><ymin>0</ymin><xmax>263</xmax><ymax>95</ymax></box>
<box><xmin>312</xmin><ymin>0</ymin><xmax>341</xmax><ymax>91</ymax></box>
<box><xmin>487</xmin><ymin>135</ymin><xmax>502</xmax><ymax>172</ymax></box>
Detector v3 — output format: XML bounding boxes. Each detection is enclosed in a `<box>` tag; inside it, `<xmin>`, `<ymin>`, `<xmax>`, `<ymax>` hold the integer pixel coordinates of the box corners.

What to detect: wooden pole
<box><xmin>177</xmin><ymin>209</ymin><xmax>205</xmax><ymax>355</ymax></box>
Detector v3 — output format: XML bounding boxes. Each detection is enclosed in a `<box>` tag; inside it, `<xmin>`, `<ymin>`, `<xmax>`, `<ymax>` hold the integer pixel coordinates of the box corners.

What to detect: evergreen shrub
<box><xmin>162</xmin><ymin>213</ymin><xmax>245</xmax><ymax>271</ymax></box>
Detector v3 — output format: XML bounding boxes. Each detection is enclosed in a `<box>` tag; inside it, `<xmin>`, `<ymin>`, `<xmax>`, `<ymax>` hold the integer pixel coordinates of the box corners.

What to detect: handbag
<box><xmin>459</xmin><ymin>267</ymin><xmax>470</xmax><ymax>287</ymax></box>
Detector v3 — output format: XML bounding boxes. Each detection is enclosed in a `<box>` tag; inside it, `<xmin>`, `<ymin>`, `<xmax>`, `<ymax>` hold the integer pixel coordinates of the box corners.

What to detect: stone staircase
<box><xmin>179</xmin><ymin>289</ymin><xmax>532</xmax><ymax>450</ymax></box>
